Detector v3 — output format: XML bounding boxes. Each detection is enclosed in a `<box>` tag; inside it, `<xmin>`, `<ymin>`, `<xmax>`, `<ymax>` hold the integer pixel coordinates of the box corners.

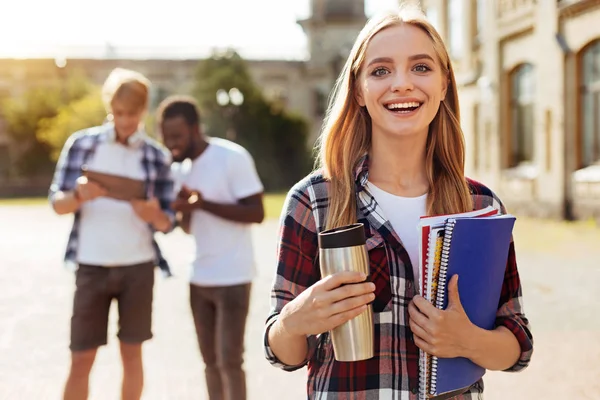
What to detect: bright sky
<box><xmin>0</xmin><ymin>0</ymin><xmax>400</xmax><ymax>59</ymax></box>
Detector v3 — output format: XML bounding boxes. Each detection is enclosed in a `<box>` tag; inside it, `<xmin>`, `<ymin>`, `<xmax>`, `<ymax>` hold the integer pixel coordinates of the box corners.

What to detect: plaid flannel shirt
<box><xmin>48</xmin><ymin>124</ymin><xmax>176</xmax><ymax>276</ymax></box>
<box><xmin>264</xmin><ymin>155</ymin><xmax>533</xmax><ymax>399</ymax></box>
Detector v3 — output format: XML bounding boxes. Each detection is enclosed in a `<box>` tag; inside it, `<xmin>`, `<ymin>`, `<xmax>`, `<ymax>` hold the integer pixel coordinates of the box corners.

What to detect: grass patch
<box><xmin>0</xmin><ymin>193</ymin><xmax>290</xmax><ymax>220</ymax></box>
<box><xmin>512</xmin><ymin>215</ymin><xmax>600</xmax><ymax>253</ymax></box>
<box><xmin>2</xmin><ymin>195</ymin><xmax>598</xmax><ymax>249</ymax></box>
<box><xmin>263</xmin><ymin>192</ymin><xmax>287</xmax><ymax>220</ymax></box>
<box><xmin>0</xmin><ymin>197</ymin><xmax>48</xmax><ymax>206</ymax></box>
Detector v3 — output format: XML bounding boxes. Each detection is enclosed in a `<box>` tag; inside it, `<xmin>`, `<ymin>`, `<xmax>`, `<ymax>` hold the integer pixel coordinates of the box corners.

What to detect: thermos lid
<box><xmin>318</xmin><ymin>223</ymin><xmax>366</xmax><ymax>249</ymax></box>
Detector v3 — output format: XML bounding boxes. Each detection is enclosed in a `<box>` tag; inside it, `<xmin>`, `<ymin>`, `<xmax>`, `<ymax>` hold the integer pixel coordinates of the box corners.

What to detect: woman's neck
<box><xmin>368</xmin><ymin>131</ymin><xmax>429</xmax><ymax>197</ymax></box>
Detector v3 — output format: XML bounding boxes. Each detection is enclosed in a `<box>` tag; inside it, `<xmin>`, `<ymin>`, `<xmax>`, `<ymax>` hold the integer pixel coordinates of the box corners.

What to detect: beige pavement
<box><xmin>0</xmin><ymin>206</ymin><xmax>599</xmax><ymax>399</ymax></box>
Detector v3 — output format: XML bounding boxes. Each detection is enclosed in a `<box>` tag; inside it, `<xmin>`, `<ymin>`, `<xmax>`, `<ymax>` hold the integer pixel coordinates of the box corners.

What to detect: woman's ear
<box><xmin>355</xmin><ymin>86</ymin><xmax>366</xmax><ymax>107</ymax></box>
<box><xmin>441</xmin><ymin>78</ymin><xmax>449</xmax><ymax>101</ymax></box>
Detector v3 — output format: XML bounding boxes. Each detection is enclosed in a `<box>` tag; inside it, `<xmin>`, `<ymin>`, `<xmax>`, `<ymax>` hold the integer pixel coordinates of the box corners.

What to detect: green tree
<box><xmin>192</xmin><ymin>49</ymin><xmax>312</xmax><ymax>191</ymax></box>
<box><xmin>37</xmin><ymin>89</ymin><xmax>106</xmax><ymax>161</ymax></box>
<box><xmin>1</xmin><ymin>70</ymin><xmax>94</xmax><ymax>176</ymax></box>
<box><xmin>37</xmin><ymin>85</ymin><xmax>165</xmax><ymax>161</ymax></box>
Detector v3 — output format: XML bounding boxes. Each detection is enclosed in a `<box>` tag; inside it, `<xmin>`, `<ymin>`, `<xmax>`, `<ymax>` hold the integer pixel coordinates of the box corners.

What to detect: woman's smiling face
<box><xmin>356</xmin><ymin>23</ymin><xmax>448</xmax><ymax>140</ymax></box>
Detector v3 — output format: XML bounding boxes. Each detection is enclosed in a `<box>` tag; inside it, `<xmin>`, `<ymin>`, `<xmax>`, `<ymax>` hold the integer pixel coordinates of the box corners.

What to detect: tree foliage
<box><xmin>37</xmin><ymin>89</ymin><xmax>106</xmax><ymax>161</ymax></box>
<box><xmin>1</xmin><ymin>70</ymin><xmax>95</xmax><ymax>176</ymax></box>
<box><xmin>192</xmin><ymin>49</ymin><xmax>312</xmax><ymax>191</ymax></box>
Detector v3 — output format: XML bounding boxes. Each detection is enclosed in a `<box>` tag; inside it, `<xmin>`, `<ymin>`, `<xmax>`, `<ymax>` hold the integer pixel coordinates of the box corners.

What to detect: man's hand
<box><xmin>172</xmin><ymin>185</ymin><xmax>203</xmax><ymax>212</ymax></box>
<box><xmin>131</xmin><ymin>198</ymin><xmax>164</xmax><ymax>224</ymax></box>
<box><xmin>176</xmin><ymin>185</ymin><xmax>193</xmax><ymax>200</ymax></box>
<box><xmin>75</xmin><ymin>176</ymin><xmax>107</xmax><ymax>202</ymax></box>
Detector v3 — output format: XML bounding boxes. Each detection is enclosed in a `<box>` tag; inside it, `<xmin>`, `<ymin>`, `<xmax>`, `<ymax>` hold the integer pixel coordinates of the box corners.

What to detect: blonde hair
<box><xmin>316</xmin><ymin>3</ymin><xmax>473</xmax><ymax>230</ymax></box>
<box><xmin>102</xmin><ymin>68</ymin><xmax>151</xmax><ymax>113</ymax></box>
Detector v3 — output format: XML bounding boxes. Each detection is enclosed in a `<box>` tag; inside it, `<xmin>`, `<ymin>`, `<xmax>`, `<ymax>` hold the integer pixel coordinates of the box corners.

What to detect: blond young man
<box><xmin>49</xmin><ymin>68</ymin><xmax>175</xmax><ymax>400</ymax></box>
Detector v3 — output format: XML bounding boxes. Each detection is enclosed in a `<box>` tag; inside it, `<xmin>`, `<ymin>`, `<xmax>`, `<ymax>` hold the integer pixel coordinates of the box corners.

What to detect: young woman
<box><xmin>264</xmin><ymin>5</ymin><xmax>533</xmax><ymax>399</ymax></box>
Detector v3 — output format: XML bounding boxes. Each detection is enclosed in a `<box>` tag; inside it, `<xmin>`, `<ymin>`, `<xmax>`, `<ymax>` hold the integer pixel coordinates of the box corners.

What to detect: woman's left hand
<box><xmin>408</xmin><ymin>274</ymin><xmax>476</xmax><ymax>358</ymax></box>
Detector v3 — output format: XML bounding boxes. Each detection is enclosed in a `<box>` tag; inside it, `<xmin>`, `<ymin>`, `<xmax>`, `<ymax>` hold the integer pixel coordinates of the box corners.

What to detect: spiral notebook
<box><xmin>417</xmin><ymin>208</ymin><xmax>516</xmax><ymax>400</ymax></box>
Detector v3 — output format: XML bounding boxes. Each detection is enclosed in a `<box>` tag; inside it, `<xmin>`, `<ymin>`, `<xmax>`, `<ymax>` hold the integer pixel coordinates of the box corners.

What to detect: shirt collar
<box><xmin>354</xmin><ymin>153</ymin><xmax>370</xmax><ymax>189</ymax></box>
<box><xmin>99</xmin><ymin>122</ymin><xmax>146</xmax><ymax>148</ymax></box>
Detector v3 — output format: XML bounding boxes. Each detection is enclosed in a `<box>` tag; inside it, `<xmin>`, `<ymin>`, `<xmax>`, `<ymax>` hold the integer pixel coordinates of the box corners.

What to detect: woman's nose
<box><xmin>390</xmin><ymin>71</ymin><xmax>414</xmax><ymax>93</ymax></box>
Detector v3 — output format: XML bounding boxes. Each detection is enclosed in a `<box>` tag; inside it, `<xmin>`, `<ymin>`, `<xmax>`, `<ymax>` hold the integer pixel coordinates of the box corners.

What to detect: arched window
<box><xmin>580</xmin><ymin>40</ymin><xmax>600</xmax><ymax>167</ymax></box>
<box><xmin>509</xmin><ymin>63</ymin><xmax>535</xmax><ymax>167</ymax></box>
<box><xmin>447</xmin><ymin>0</ymin><xmax>464</xmax><ymax>60</ymax></box>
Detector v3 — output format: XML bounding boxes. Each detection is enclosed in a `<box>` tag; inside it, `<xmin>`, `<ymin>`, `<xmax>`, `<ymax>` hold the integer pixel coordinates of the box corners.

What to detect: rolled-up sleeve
<box><xmin>488</xmin><ymin>192</ymin><xmax>534</xmax><ymax>372</ymax></box>
<box><xmin>263</xmin><ymin>182</ymin><xmax>321</xmax><ymax>371</ymax></box>
<box><xmin>495</xmin><ymin>239</ymin><xmax>534</xmax><ymax>372</ymax></box>
<box><xmin>153</xmin><ymin>149</ymin><xmax>176</xmax><ymax>231</ymax></box>
<box><xmin>473</xmin><ymin>186</ymin><xmax>534</xmax><ymax>372</ymax></box>
<box><xmin>48</xmin><ymin>134</ymin><xmax>80</xmax><ymax>203</ymax></box>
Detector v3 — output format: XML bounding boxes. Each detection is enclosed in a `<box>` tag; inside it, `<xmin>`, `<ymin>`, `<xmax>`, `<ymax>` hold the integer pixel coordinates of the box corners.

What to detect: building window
<box><xmin>509</xmin><ymin>63</ymin><xmax>535</xmax><ymax>167</ymax></box>
<box><xmin>580</xmin><ymin>40</ymin><xmax>600</xmax><ymax>167</ymax></box>
<box><xmin>447</xmin><ymin>0</ymin><xmax>464</xmax><ymax>60</ymax></box>
<box><xmin>426</xmin><ymin>6</ymin><xmax>440</xmax><ymax>33</ymax></box>
<box><xmin>325</xmin><ymin>0</ymin><xmax>359</xmax><ymax>18</ymax></box>
<box><xmin>545</xmin><ymin>109</ymin><xmax>553</xmax><ymax>172</ymax></box>
<box><xmin>475</xmin><ymin>0</ymin><xmax>485</xmax><ymax>44</ymax></box>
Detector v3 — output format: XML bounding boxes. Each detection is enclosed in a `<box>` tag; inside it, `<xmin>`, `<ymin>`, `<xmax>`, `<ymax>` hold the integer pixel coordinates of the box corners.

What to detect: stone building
<box><xmin>2</xmin><ymin>0</ymin><xmax>600</xmax><ymax>223</ymax></box>
<box><xmin>421</xmin><ymin>0</ymin><xmax>600</xmax><ymax>221</ymax></box>
<box><xmin>0</xmin><ymin>0</ymin><xmax>366</xmax><ymax>186</ymax></box>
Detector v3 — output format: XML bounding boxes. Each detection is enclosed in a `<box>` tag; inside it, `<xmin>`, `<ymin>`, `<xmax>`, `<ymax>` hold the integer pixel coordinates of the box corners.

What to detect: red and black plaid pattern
<box><xmin>264</xmin><ymin>157</ymin><xmax>533</xmax><ymax>399</ymax></box>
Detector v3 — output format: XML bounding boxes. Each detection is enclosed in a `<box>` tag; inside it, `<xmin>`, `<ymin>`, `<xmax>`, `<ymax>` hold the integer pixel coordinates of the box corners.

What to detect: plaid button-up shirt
<box><xmin>48</xmin><ymin>124</ymin><xmax>176</xmax><ymax>276</ymax></box>
<box><xmin>264</xmin><ymin>156</ymin><xmax>533</xmax><ymax>399</ymax></box>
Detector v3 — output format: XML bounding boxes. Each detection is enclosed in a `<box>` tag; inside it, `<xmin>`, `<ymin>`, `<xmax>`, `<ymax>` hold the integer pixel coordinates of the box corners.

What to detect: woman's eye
<box><xmin>371</xmin><ymin>67</ymin><xmax>389</xmax><ymax>77</ymax></box>
<box><xmin>414</xmin><ymin>64</ymin><xmax>431</xmax><ymax>73</ymax></box>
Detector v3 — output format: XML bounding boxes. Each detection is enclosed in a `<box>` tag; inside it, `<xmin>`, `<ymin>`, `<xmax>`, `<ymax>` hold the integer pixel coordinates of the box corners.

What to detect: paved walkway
<box><xmin>0</xmin><ymin>206</ymin><xmax>599</xmax><ymax>399</ymax></box>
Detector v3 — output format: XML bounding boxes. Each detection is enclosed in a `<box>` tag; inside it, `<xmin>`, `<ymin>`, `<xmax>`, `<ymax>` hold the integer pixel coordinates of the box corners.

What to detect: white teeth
<box><xmin>386</xmin><ymin>102</ymin><xmax>421</xmax><ymax>109</ymax></box>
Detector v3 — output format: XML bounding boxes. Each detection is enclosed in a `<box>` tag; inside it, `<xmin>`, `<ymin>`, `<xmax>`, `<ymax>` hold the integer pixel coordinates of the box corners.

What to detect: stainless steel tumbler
<box><xmin>318</xmin><ymin>223</ymin><xmax>374</xmax><ymax>362</ymax></box>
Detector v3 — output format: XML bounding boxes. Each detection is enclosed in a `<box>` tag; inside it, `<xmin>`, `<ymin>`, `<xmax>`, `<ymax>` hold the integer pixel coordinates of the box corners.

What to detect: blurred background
<box><xmin>0</xmin><ymin>1</ymin><xmax>599</xmax><ymax>399</ymax></box>
<box><xmin>1</xmin><ymin>0</ymin><xmax>600</xmax><ymax>223</ymax></box>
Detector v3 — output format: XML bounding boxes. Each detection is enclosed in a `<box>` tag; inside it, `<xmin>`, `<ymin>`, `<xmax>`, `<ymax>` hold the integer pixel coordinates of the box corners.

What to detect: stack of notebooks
<box><xmin>417</xmin><ymin>206</ymin><xmax>516</xmax><ymax>400</ymax></box>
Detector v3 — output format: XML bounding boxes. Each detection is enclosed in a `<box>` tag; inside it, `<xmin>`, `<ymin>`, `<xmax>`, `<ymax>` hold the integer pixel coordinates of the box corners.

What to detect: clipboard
<box><xmin>82</xmin><ymin>168</ymin><xmax>146</xmax><ymax>201</ymax></box>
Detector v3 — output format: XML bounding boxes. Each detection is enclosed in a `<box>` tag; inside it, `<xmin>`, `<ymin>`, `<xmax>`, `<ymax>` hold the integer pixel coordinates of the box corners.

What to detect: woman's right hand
<box><xmin>279</xmin><ymin>271</ymin><xmax>376</xmax><ymax>337</ymax></box>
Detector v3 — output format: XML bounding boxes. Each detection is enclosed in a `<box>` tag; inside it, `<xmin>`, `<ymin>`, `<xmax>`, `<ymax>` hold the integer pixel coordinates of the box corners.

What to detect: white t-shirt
<box><xmin>77</xmin><ymin>138</ymin><xmax>155</xmax><ymax>266</ymax></box>
<box><xmin>366</xmin><ymin>182</ymin><xmax>427</xmax><ymax>283</ymax></box>
<box><xmin>173</xmin><ymin>137</ymin><xmax>264</xmax><ymax>286</ymax></box>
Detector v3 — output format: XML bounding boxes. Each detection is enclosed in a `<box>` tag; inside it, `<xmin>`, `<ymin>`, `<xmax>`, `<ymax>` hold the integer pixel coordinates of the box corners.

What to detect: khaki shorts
<box><xmin>70</xmin><ymin>262</ymin><xmax>155</xmax><ymax>352</ymax></box>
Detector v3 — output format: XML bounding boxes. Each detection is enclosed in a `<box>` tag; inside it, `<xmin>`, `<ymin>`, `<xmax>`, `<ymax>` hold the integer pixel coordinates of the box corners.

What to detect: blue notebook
<box><xmin>418</xmin><ymin>214</ymin><xmax>516</xmax><ymax>399</ymax></box>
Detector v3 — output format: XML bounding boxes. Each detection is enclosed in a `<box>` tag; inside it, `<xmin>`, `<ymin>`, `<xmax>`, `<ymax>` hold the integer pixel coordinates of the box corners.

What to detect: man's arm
<box><xmin>131</xmin><ymin>197</ymin><xmax>173</xmax><ymax>233</ymax></box>
<box><xmin>172</xmin><ymin>147</ymin><xmax>265</xmax><ymax>225</ymax></box>
<box><xmin>49</xmin><ymin>134</ymin><xmax>96</xmax><ymax>215</ymax></box>
<box><xmin>53</xmin><ymin>190</ymin><xmax>81</xmax><ymax>215</ymax></box>
<box><xmin>203</xmin><ymin>192</ymin><xmax>264</xmax><ymax>223</ymax></box>
<box><xmin>174</xmin><ymin>192</ymin><xmax>264</xmax><ymax>224</ymax></box>
<box><xmin>202</xmin><ymin>147</ymin><xmax>265</xmax><ymax>224</ymax></box>
<box><xmin>152</xmin><ymin>149</ymin><xmax>177</xmax><ymax>233</ymax></box>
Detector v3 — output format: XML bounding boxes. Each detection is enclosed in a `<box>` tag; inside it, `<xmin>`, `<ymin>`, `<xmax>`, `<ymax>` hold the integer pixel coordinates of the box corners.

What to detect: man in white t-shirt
<box><xmin>157</xmin><ymin>95</ymin><xmax>264</xmax><ymax>400</ymax></box>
